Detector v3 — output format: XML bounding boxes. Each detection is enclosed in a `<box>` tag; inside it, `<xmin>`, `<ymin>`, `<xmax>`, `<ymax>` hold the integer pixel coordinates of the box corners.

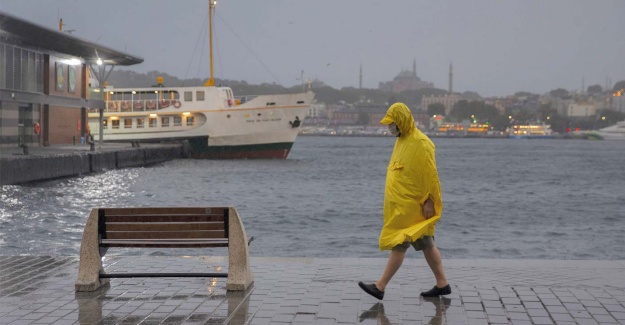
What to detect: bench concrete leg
<box><xmin>226</xmin><ymin>208</ymin><xmax>254</xmax><ymax>291</ymax></box>
<box><xmin>75</xmin><ymin>209</ymin><xmax>110</xmax><ymax>292</ymax></box>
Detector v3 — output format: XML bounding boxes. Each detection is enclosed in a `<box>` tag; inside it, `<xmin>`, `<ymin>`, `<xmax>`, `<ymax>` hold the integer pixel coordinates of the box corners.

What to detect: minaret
<box><xmin>359</xmin><ymin>65</ymin><xmax>362</xmax><ymax>89</ymax></box>
<box><xmin>448</xmin><ymin>62</ymin><xmax>453</xmax><ymax>93</ymax></box>
<box><xmin>582</xmin><ymin>76</ymin><xmax>585</xmax><ymax>94</ymax></box>
<box><xmin>413</xmin><ymin>59</ymin><xmax>417</xmax><ymax>77</ymax></box>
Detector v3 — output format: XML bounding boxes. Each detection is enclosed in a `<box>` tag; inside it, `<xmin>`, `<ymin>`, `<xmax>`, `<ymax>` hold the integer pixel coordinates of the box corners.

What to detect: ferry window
<box><xmin>124</xmin><ymin>119</ymin><xmax>132</xmax><ymax>128</ymax></box>
<box><xmin>149</xmin><ymin>117</ymin><xmax>157</xmax><ymax>128</ymax></box>
<box><xmin>184</xmin><ymin>91</ymin><xmax>193</xmax><ymax>101</ymax></box>
<box><xmin>196</xmin><ymin>91</ymin><xmax>205</xmax><ymax>101</ymax></box>
<box><xmin>137</xmin><ymin>118</ymin><xmax>144</xmax><ymax>128</ymax></box>
<box><xmin>161</xmin><ymin>117</ymin><xmax>170</xmax><ymax>127</ymax></box>
<box><xmin>186</xmin><ymin>116</ymin><xmax>194</xmax><ymax>126</ymax></box>
<box><xmin>174</xmin><ymin>116</ymin><xmax>182</xmax><ymax>126</ymax></box>
<box><xmin>102</xmin><ymin>120</ymin><xmax>108</xmax><ymax>129</ymax></box>
<box><xmin>112</xmin><ymin>120</ymin><xmax>120</xmax><ymax>129</ymax></box>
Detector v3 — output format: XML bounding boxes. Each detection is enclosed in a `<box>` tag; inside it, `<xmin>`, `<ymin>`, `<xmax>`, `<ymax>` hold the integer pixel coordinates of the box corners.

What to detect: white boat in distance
<box><xmin>509</xmin><ymin>123</ymin><xmax>554</xmax><ymax>139</ymax></box>
<box><xmin>596</xmin><ymin>120</ymin><xmax>625</xmax><ymax>140</ymax></box>
<box><xmin>88</xmin><ymin>1</ymin><xmax>313</xmax><ymax>159</ymax></box>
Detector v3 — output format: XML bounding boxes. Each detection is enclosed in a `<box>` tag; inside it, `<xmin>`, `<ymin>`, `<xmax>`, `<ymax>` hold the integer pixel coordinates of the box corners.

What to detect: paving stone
<box><xmin>530</xmin><ymin>316</ymin><xmax>554</xmax><ymax>324</ymax></box>
<box><xmin>593</xmin><ymin>314</ymin><xmax>619</xmax><ymax>323</ymax></box>
<box><xmin>550</xmin><ymin>313</ymin><xmax>575</xmax><ymax>322</ymax></box>
<box><xmin>486</xmin><ymin>314</ymin><xmax>509</xmax><ymax>324</ymax></box>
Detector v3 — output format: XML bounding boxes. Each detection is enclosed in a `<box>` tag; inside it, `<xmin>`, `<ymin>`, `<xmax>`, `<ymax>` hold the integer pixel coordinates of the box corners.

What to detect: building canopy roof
<box><xmin>0</xmin><ymin>11</ymin><xmax>143</xmax><ymax>66</ymax></box>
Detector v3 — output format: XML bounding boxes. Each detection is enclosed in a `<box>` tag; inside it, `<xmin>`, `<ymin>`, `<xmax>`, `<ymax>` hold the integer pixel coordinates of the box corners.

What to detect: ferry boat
<box><xmin>509</xmin><ymin>123</ymin><xmax>554</xmax><ymax>139</ymax></box>
<box><xmin>595</xmin><ymin>121</ymin><xmax>625</xmax><ymax>140</ymax></box>
<box><xmin>87</xmin><ymin>1</ymin><xmax>313</xmax><ymax>159</ymax></box>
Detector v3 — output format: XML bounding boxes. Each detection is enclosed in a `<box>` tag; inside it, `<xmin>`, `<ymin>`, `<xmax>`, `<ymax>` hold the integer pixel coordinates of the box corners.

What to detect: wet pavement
<box><xmin>0</xmin><ymin>256</ymin><xmax>624</xmax><ymax>324</ymax></box>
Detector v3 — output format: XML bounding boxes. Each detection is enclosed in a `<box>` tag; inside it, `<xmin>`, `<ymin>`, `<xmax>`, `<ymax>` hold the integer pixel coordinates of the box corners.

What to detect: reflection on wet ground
<box><xmin>358</xmin><ymin>298</ymin><xmax>452</xmax><ymax>325</ymax></box>
<box><xmin>1</xmin><ymin>256</ymin><xmax>624</xmax><ymax>324</ymax></box>
<box><xmin>74</xmin><ymin>285</ymin><xmax>251</xmax><ymax>325</ymax></box>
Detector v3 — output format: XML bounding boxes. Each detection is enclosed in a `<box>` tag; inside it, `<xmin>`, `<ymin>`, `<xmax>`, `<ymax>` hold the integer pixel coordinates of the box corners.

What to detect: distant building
<box><xmin>307</xmin><ymin>103</ymin><xmax>327</xmax><ymax>118</ymax></box>
<box><xmin>612</xmin><ymin>92</ymin><xmax>625</xmax><ymax>113</ymax></box>
<box><xmin>483</xmin><ymin>97</ymin><xmax>506</xmax><ymax>114</ymax></box>
<box><xmin>567</xmin><ymin>101</ymin><xmax>597</xmax><ymax>117</ymax></box>
<box><xmin>379</xmin><ymin>59</ymin><xmax>434</xmax><ymax>93</ymax></box>
<box><xmin>421</xmin><ymin>94</ymin><xmax>461</xmax><ymax>116</ymax></box>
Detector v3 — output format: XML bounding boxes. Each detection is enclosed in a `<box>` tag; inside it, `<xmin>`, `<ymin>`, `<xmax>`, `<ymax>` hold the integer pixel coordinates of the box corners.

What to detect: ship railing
<box><xmin>88</xmin><ymin>99</ymin><xmax>182</xmax><ymax>113</ymax></box>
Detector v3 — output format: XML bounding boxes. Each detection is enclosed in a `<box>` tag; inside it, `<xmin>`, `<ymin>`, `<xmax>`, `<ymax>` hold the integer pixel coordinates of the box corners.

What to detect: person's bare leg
<box><xmin>375</xmin><ymin>250</ymin><xmax>405</xmax><ymax>291</ymax></box>
<box><xmin>423</xmin><ymin>246</ymin><xmax>448</xmax><ymax>288</ymax></box>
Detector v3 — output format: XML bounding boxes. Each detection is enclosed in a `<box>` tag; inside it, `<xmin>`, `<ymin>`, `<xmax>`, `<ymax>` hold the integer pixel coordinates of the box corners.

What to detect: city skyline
<box><xmin>1</xmin><ymin>0</ymin><xmax>623</xmax><ymax>97</ymax></box>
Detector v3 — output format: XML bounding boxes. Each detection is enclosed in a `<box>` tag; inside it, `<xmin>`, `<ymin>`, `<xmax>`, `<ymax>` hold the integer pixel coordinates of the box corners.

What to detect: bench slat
<box><xmin>101</xmin><ymin>239</ymin><xmax>229</xmax><ymax>248</ymax></box>
<box><xmin>100</xmin><ymin>207</ymin><xmax>228</xmax><ymax>215</ymax></box>
<box><xmin>105</xmin><ymin>230</ymin><xmax>226</xmax><ymax>240</ymax></box>
<box><xmin>104</xmin><ymin>215</ymin><xmax>225</xmax><ymax>223</ymax></box>
<box><xmin>105</xmin><ymin>222</ymin><xmax>225</xmax><ymax>232</ymax></box>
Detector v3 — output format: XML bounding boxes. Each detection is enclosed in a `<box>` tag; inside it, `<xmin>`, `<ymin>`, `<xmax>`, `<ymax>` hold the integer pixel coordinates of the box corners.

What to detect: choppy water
<box><xmin>1</xmin><ymin>136</ymin><xmax>624</xmax><ymax>259</ymax></box>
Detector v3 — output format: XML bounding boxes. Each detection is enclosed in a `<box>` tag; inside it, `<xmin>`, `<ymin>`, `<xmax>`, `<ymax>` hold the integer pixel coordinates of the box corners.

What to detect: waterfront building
<box><xmin>421</xmin><ymin>93</ymin><xmax>461</xmax><ymax>116</ymax></box>
<box><xmin>306</xmin><ymin>103</ymin><xmax>327</xmax><ymax>119</ymax></box>
<box><xmin>566</xmin><ymin>101</ymin><xmax>597</xmax><ymax>117</ymax></box>
<box><xmin>612</xmin><ymin>90</ymin><xmax>625</xmax><ymax>113</ymax></box>
<box><xmin>0</xmin><ymin>12</ymin><xmax>142</xmax><ymax>148</ymax></box>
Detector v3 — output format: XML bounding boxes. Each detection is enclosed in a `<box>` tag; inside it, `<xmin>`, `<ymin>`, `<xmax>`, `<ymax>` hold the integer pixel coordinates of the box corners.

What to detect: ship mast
<box><xmin>204</xmin><ymin>0</ymin><xmax>216</xmax><ymax>86</ymax></box>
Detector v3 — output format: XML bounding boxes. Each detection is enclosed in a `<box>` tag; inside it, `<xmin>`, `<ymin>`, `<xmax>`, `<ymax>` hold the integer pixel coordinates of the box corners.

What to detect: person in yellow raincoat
<box><xmin>358</xmin><ymin>102</ymin><xmax>451</xmax><ymax>300</ymax></box>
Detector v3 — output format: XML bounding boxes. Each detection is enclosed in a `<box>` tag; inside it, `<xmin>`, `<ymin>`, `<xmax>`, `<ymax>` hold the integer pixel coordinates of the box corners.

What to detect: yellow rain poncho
<box><xmin>378</xmin><ymin>103</ymin><xmax>443</xmax><ymax>251</ymax></box>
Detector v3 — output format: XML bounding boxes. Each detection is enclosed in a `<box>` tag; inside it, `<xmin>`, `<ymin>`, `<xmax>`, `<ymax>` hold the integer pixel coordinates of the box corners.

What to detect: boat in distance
<box><xmin>595</xmin><ymin>120</ymin><xmax>625</xmax><ymax>140</ymax></box>
<box><xmin>87</xmin><ymin>0</ymin><xmax>314</xmax><ymax>159</ymax></box>
<box><xmin>509</xmin><ymin>123</ymin><xmax>554</xmax><ymax>139</ymax></box>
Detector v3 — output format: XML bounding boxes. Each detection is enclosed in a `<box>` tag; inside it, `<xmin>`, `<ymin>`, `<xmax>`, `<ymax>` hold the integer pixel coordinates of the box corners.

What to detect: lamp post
<box><xmin>97</xmin><ymin>58</ymin><xmax>104</xmax><ymax>147</ymax></box>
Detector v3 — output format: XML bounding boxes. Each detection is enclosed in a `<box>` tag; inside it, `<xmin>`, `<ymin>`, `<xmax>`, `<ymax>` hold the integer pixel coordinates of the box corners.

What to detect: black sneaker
<box><xmin>358</xmin><ymin>282</ymin><xmax>384</xmax><ymax>300</ymax></box>
<box><xmin>420</xmin><ymin>284</ymin><xmax>452</xmax><ymax>297</ymax></box>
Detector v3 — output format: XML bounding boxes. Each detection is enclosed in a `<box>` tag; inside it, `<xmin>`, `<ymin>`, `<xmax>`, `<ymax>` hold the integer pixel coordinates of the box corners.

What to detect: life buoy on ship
<box><xmin>227</xmin><ymin>98</ymin><xmax>233</xmax><ymax>107</ymax></box>
<box><xmin>173</xmin><ymin>100</ymin><xmax>181</xmax><ymax>108</ymax></box>
<box><xmin>33</xmin><ymin>122</ymin><xmax>41</xmax><ymax>135</ymax></box>
<box><xmin>289</xmin><ymin>116</ymin><xmax>301</xmax><ymax>128</ymax></box>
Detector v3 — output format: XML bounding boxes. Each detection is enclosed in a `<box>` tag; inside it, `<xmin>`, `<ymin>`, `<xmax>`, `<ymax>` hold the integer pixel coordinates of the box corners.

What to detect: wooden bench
<box><xmin>75</xmin><ymin>207</ymin><xmax>253</xmax><ymax>292</ymax></box>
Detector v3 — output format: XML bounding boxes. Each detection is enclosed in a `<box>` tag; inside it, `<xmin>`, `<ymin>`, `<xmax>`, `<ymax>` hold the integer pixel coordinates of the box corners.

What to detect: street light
<box><xmin>97</xmin><ymin>57</ymin><xmax>104</xmax><ymax>148</ymax></box>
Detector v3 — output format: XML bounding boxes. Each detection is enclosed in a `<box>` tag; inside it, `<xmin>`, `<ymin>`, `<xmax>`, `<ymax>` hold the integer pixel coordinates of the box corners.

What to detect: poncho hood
<box><xmin>379</xmin><ymin>102</ymin><xmax>416</xmax><ymax>137</ymax></box>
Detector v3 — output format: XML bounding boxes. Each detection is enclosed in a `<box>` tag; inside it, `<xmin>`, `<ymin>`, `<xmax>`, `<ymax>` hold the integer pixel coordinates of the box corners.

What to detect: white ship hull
<box><xmin>596</xmin><ymin>121</ymin><xmax>625</xmax><ymax>140</ymax></box>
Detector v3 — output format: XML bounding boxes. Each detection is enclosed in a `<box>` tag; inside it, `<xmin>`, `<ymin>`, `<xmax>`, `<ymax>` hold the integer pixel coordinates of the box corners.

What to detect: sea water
<box><xmin>1</xmin><ymin>136</ymin><xmax>624</xmax><ymax>259</ymax></box>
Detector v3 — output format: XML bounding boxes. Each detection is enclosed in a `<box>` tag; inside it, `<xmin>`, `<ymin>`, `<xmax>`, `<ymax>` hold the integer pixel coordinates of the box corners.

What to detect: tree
<box><xmin>427</xmin><ymin>103</ymin><xmax>446</xmax><ymax>116</ymax></box>
<box><xmin>549</xmin><ymin>88</ymin><xmax>570</xmax><ymax>99</ymax></box>
<box><xmin>449</xmin><ymin>100</ymin><xmax>500</xmax><ymax>123</ymax></box>
<box><xmin>613</xmin><ymin>80</ymin><xmax>625</xmax><ymax>93</ymax></box>
<box><xmin>587</xmin><ymin>84</ymin><xmax>602</xmax><ymax>94</ymax></box>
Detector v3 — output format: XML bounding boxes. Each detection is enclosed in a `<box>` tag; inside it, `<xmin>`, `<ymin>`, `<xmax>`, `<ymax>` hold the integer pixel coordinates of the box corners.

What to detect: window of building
<box><xmin>196</xmin><ymin>91</ymin><xmax>205</xmax><ymax>101</ymax></box>
<box><xmin>102</xmin><ymin>120</ymin><xmax>108</xmax><ymax>129</ymax></box>
<box><xmin>149</xmin><ymin>117</ymin><xmax>157</xmax><ymax>127</ymax></box>
<box><xmin>124</xmin><ymin>119</ymin><xmax>132</xmax><ymax>128</ymax></box>
<box><xmin>186</xmin><ymin>116</ymin><xmax>195</xmax><ymax>126</ymax></box>
<box><xmin>137</xmin><ymin>118</ymin><xmax>144</xmax><ymax>128</ymax></box>
<box><xmin>161</xmin><ymin>117</ymin><xmax>170</xmax><ymax>127</ymax></box>
<box><xmin>174</xmin><ymin>116</ymin><xmax>182</xmax><ymax>126</ymax></box>
<box><xmin>184</xmin><ymin>91</ymin><xmax>193</xmax><ymax>101</ymax></box>
<box><xmin>112</xmin><ymin>120</ymin><xmax>120</xmax><ymax>129</ymax></box>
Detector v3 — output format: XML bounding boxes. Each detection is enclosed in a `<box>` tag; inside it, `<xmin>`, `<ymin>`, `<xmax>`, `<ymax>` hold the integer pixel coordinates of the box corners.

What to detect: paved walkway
<box><xmin>0</xmin><ymin>256</ymin><xmax>624</xmax><ymax>325</ymax></box>
<box><xmin>0</xmin><ymin>142</ymin><xmax>157</xmax><ymax>159</ymax></box>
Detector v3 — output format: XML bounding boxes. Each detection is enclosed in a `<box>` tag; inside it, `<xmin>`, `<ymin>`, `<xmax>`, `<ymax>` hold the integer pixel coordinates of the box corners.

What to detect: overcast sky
<box><xmin>1</xmin><ymin>0</ymin><xmax>624</xmax><ymax>97</ymax></box>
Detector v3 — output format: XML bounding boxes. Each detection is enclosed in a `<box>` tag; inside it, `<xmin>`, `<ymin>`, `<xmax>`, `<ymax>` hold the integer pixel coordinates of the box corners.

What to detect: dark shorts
<box><xmin>392</xmin><ymin>236</ymin><xmax>435</xmax><ymax>252</ymax></box>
